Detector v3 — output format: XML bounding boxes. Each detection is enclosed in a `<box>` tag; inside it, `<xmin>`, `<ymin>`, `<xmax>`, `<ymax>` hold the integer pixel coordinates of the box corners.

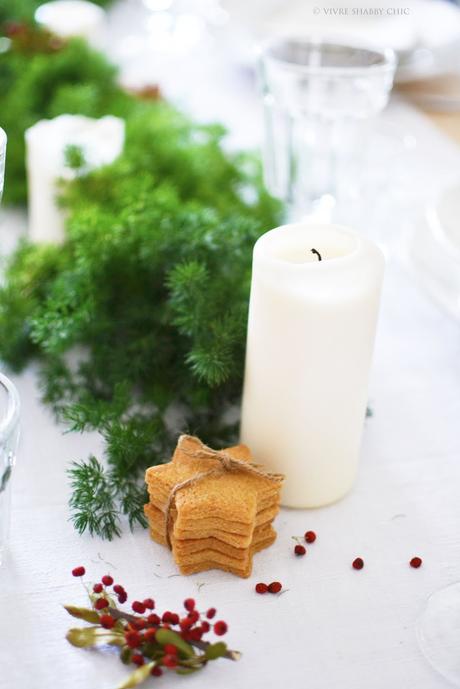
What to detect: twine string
<box><xmin>163</xmin><ymin>435</ymin><xmax>284</xmax><ymax>549</ymax></box>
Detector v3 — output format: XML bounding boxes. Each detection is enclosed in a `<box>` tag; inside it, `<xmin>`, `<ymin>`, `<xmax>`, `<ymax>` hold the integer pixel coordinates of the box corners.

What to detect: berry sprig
<box><xmin>66</xmin><ymin>567</ymin><xmax>241</xmax><ymax>688</ymax></box>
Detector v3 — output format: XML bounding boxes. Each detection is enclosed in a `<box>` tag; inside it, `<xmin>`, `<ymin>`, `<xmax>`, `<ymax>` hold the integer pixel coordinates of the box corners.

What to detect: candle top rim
<box><xmin>255</xmin><ymin>222</ymin><xmax>368</xmax><ymax>268</ymax></box>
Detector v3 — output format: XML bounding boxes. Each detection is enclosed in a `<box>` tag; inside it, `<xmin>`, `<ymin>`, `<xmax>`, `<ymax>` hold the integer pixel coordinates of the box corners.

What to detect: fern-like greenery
<box><xmin>0</xmin><ymin>24</ymin><xmax>282</xmax><ymax>538</ymax></box>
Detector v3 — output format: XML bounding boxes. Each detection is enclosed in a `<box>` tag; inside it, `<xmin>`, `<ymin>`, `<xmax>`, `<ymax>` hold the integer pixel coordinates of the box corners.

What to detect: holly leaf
<box><xmin>155</xmin><ymin>628</ymin><xmax>194</xmax><ymax>658</ymax></box>
<box><xmin>116</xmin><ymin>662</ymin><xmax>156</xmax><ymax>689</ymax></box>
<box><xmin>204</xmin><ymin>642</ymin><xmax>228</xmax><ymax>660</ymax></box>
<box><xmin>64</xmin><ymin>605</ymin><xmax>100</xmax><ymax>624</ymax></box>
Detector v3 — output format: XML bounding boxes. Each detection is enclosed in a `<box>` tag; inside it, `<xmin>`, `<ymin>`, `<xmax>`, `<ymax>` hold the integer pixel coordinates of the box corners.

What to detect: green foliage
<box><xmin>0</xmin><ymin>26</ymin><xmax>132</xmax><ymax>203</ymax></box>
<box><xmin>0</xmin><ymin>67</ymin><xmax>282</xmax><ymax>538</ymax></box>
<box><xmin>0</xmin><ymin>0</ymin><xmax>112</xmax><ymax>25</ymax></box>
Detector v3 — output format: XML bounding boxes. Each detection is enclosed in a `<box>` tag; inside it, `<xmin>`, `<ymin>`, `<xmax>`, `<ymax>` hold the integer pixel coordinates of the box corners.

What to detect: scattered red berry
<box><xmin>255</xmin><ymin>582</ymin><xmax>268</xmax><ymax>594</ymax></box>
<box><xmin>183</xmin><ymin>598</ymin><xmax>195</xmax><ymax>612</ymax></box>
<box><xmin>268</xmin><ymin>581</ymin><xmax>282</xmax><ymax>594</ymax></box>
<box><xmin>143</xmin><ymin>598</ymin><xmax>155</xmax><ymax>610</ymax></box>
<box><xmin>101</xmin><ymin>575</ymin><xmax>113</xmax><ymax>586</ymax></box>
<box><xmin>147</xmin><ymin>613</ymin><xmax>161</xmax><ymax>626</ymax></box>
<box><xmin>151</xmin><ymin>666</ymin><xmax>163</xmax><ymax>677</ymax></box>
<box><xmin>144</xmin><ymin>628</ymin><xmax>157</xmax><ymax>642</ymax></box>
<box><xmin>113</xmin><ymin>584</ymin><xmax>124</xmax><ymax>595</ymax></box>
<box><xmin>352</xmin><ymin>557</ymin><xmax>364</xmax><ymax>570</ymax></box>
<box><xmin>163</xmin><ymin>654</ymin><xmax>178</xmax><ymax>669</ymax></box>
<box><xmin>131</xmin><ymin>654</ymin><xmax>144</xmax><ymax>667</ymax></box>
<box><xmin>169</xmin><ymin>613</ymin><xmax>179</xmax><ymax>625</ymax></box>
<box><xmin>201</xmin><ymin>621</ymin><xmax>210</xmax><ymax>633</ymax></box>
<box><xmin>214</xmin><ymin>620</ymin><xmax>228</xmax><ymax>636</ymax></box>
<box><xmin>125</xmin><ymin>630</ymin><xmax>141</xmax><ymax>648</ymax></box>
<box><xmin>305</xmin><ymin>531</ymin><xmax>316</xmax><ymax>543</ymax></box>
<box><xmin>189</xmin><ymin>627</ymin><xmax>203</xmax><ymax>641</ymax></box>
<box><xmin>93</xmin><ymin>583</ymin><xmax>103</xmax><ymax>593</ymax></box>
<box><xmin>294</xmin><ymin>544</ymin><xmax>306</xmax><ymax>556</ymax></box>
<box><xmin>94</xmin><ymin>597</ymin><xmax>109</xmax><ymax>610</ymax></box>
<box><xmin>164</xmin><ymin>644</ymin><xmax>178</xmax><ymax>655</ymax></box>
<box><xmin>206</xmin><ymin>607</ymin><xmax>216</xmax><ymax>619</ymax></box>
<box><xmin>410</xmin><ymin>556</ymin><xmax>422</xmax><ymax>569</ymax></box>
<box><xmin>133</xmin><ymin>618</ymin><xmax>146</xmax><ymax>630</ymax></box>
<box><xmin>72</xmin><ymin>566</ymin><xmax>85</xmax><ymax>577</ymax></box>
<box><xmin>99</xmin><ymin>614</ymin><xmax>115</xmax><ymax>629</ymax></box>
<box><xmin>117</xmin><ymin>592</ymin><xmax>127</xmax><ymax>604</ymax></box>
<box><xmin>132</xmin><ymin>601</ymin><xmax>146</xmax><ymax>614</ymax></box>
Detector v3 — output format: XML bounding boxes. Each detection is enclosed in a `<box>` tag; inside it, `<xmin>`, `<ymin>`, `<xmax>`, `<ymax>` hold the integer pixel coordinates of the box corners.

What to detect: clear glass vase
<box><xmin>258</xmin><ymin>38</ymin><xmax>396</xmax><ymax>222</ymax></box>
<box><xmin>0</xmin><ymin>373</ymin><xmax>20</xmax><ymax>566</ymax></box>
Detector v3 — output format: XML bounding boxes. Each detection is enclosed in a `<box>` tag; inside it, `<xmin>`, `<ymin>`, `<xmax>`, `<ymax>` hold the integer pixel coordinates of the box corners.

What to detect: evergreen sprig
<box><xmin>0</xmin><ymin>24</ymin><xmax>282</xmax><ymax>539</ymax></box>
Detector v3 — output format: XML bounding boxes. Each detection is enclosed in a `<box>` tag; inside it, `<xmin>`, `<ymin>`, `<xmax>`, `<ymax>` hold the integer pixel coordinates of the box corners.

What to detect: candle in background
<box><xmin>35</xmin><ymin>0</ymin><xmax>106</xmax><ymax>46</ymax></box>
<box><xmin>241</xmin><ymin>223</ymin><xmax>384</xmax><ymax>508</ymax></box>
<box><xmin>25</xmin><ymin>115</ymin><xmax>125</xmax><ymax>243</ymax></box>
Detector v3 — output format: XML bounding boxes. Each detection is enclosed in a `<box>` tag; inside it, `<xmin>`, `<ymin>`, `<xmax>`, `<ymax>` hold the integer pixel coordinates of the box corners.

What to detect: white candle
<box><xmin>25</xmin><ymin>115</ymin><xmax>125</xmax><ymax>243</ymax></box>
<box><xmin>35</xmin><ymin>0</ymin><xmax>105</xmax><ymax>46</ymax></box>
<box><xmin>240</xmin><ymin>222</ymin><xmax>384</xmax><ymax>508</ymax></box>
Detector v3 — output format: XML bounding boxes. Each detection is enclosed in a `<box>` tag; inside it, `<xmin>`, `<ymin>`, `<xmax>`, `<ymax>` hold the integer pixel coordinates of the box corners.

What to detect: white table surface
<box><xmin>1</xmin><ymin>6</ymin><xmax>460</xmax><ymax>688</ymax></box>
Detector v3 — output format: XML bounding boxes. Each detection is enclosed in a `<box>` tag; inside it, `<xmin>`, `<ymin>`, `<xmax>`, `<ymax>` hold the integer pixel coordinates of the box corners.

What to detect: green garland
<box><xmin>0</xmin><ymin>25</ymin><xmax>282</xmax><ymax>538</ymax></box>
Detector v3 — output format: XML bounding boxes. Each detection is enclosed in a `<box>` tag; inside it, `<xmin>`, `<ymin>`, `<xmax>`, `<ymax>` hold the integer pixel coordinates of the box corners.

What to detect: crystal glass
<box><xmin>416</xmin><ymin>582</ymin><xmax>460</xmax><ymax>686</ymax></box>
<box><xmin>0</xmin><ymin>373</ymin><xmax>20</xmax><ymax>565</ymax></box>
<box><xmin>259</xmin><ymin>38</ymin><xmax>396</xmax><ymax>222</ymax></box>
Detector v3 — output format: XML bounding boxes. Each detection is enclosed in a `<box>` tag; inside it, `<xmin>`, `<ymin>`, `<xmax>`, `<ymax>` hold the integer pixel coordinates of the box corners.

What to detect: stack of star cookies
<box><xmin>144</xmin><ymin>435</ymin><xmax>284</xmax><ymax>578</ymax></box>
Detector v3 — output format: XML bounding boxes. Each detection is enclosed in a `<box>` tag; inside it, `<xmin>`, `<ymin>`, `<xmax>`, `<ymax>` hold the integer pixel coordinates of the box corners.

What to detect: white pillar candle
<box><xmin>25</xmin><ymin>115</ymin><xmax>125</xmax><ymax>243</ymax></box>
<box><xmin>35</xmin><ymin>0</ymin><xmax>106</xmax><ymax>46</ymax></box>
<box><xmin>241</xmin><ymin>222</ymin><xmax>384</xmax><ymax>508</ymax></box>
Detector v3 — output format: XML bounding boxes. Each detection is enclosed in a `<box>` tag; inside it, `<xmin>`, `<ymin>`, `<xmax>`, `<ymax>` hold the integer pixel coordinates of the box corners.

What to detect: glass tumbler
<box><xmin>259</xmin><ymin>38</ymin><xmax>396</xmax><ymax>222</ymax></box>
<box><xmin>0</xmin><ymin>373</ymin><xmax>20</xmax><ymax>565</ymax></box>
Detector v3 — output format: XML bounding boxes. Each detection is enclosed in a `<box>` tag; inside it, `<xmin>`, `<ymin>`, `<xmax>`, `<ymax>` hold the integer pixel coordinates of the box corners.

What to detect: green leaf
<box><xmin>204</xmin><ymin>642</ymin><xmax>228</xmax><ymax>660</ymax></box>
<box><xmin>176</xmin><ymin>667</ymin><xmax>201</xmax><ymax>675</ymax></box>
<box><xmin>66</xmin><ymin>626</ymin><xmax>124</xmax><ymax>648</ymax></box>
<box><xmin>116</xmin><ymin>662</ymin><xmax>156</xmax><ymax>689</ymax></box>
<box><xmin>64</xmin><ymin>605</ymin><xmax>100</xmax><ymax>624</ymax></box>
<box><xmin>155</xmin><ymin>629</ymin><xmax>194</xmax><ymax>658</ymax></box>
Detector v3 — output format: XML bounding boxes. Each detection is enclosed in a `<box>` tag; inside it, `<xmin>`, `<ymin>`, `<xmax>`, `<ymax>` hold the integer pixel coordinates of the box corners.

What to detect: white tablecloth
<box><xmin>1</xmin><ymin>10</ymin><xmax>460</xmax><ymax>687</ymax></box>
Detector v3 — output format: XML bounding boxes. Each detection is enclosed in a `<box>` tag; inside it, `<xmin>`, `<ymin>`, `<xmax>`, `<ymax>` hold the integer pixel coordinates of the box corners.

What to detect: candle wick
<box><xmin>311</xmin><ymin>248</ymin><xmax>322</xmax><ymax>262</ymax></box>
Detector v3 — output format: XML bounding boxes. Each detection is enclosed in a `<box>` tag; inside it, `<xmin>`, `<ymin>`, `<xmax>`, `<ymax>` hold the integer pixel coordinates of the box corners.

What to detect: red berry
<box><xmin>255</xmin><ymin>582</ymin><xmax>268</xmax><ymax>594</ymax></box>
<box><xmin>268</xmin><ymin>581</ymin><xmax>282</xmax><ymax>594</ymax></box>
<box><xmin>183</xmin><ymin>598</ymin><xmax>195</xmax><ymax>612</ymax></box>
<box><xmin>131</xmin><ymin>654</ymin><xmax>144</xmax><ymax>666</ymax></box>
<box><xmin>151</xmin><ymin>666</ymin><xmax>163</xmax><ymax>676</ymax></box>
<box><xmin>164</xmin><ymin>644</ymin><xmax>178</xmax><ymax>655</ymax></box>
<box><xmin>143</xmin><ymin>598</ymin><xmax>155</xmax><ymax>610</ymax></box>
<box><xmin>352</xmin><ymin>557</ymin><xmax>364</xmax><ymax>570</ymax></box>
<box><xmin>187</xmin><ymin>609</ymin><xmax>200</xmax><ymax>623</ymax></box>
<box><xmin>168</xmin><ymin>613</ymin><xmax>179</xmax><ymax>625</ymax></box>
<box><xmin>189</xmin><ymin>627</ymin><xmax>203</xmax><ymax>641</ymax></box>
<box><xmin>125</xmin><ymin>630</ymin><xmax>141</xmax><ymax>648</ymax></box>
<box><xmin>410</xmin><ymin>556</ymin><xmax>422</xmax><ymax>569</ymax></box>
<box><xmin>72</xmin><ymin>566</ymin><xmax>85</xmax><ymax>577</ymax></box>
<box><xmin>144</xmin><ymin>628</ymin><xmax>157</xmax><ymax>642</ymax></box>
<box><xmin>132</xmin><ymin>601</ymin><xmax>146</xmax><ymax>614</ymax></box>
<box><xmin>101</xmin><ymin>575</ymin><xmax>113</xmax><ymax>586</ymax></box>
<box><xmin>147</xmin><ymin>613</ymin><xmax>161</xmax><ymax>626</ymax></box>
<box><xmin>95</xmin><ymin>598</ymin><xmax>109</xmax><ymax>610</ymax></box>
<box><xmin>113</xmin><ymin>584</ymin><xmax>124</xmax><ymax>595</ymax></box>
<box><xmin>214</xmin><ymin>620</ymin><xmax>228</xmax><ymax>636</ymax></box>
<box><xmin>93</xmin><ymin>583</ymin><xmax>103</xmax><ymax>593</ymax></box>
<box><xmin>201</xmin><ymin>621</ymin><xmax>210</xmax><ymax>633</ymax></box>
<box><xmin>99</xmin><ymin>614</ymin><xmax>115</xmax><ymax>629</ymax></box>
<box><xmin>179</xmin><ymin>616</ymin><xmax>193</xmax><ymax>631</ymax></box>
<box><xmin>133</xmin><ymin>618</ymin><xmax>146</xmax><ymax>630</ymax></box>
<box><xmin>305</xmin><ymin>531</ymin><xmax>317</xmax><ymax>543</ymax></box>
<box><xmin>206</xmin><ymin>607</ymin><xmax>216</xmax><ymax>619</ymax></box>
<box><xmin>118</xmin><ymin>592</ymin><xmax>127</xmax><ymax>604</ymax></box>
<box><xmin>163</xmin><ymin>654</ymin><xmax>177</xmax><ymax>668</ymax></box>
<box><xmin>294</xmin><ymin>544</ymin><xmax>306</xmax><ymax>556</ymax></box>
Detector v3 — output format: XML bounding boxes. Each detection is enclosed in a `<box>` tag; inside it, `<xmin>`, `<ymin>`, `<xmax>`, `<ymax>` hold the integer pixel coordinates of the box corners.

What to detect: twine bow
<box><xmin>163</xmin><ymin>435</ymin><xmax>284</xmax><ymax>549</ymax></box>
